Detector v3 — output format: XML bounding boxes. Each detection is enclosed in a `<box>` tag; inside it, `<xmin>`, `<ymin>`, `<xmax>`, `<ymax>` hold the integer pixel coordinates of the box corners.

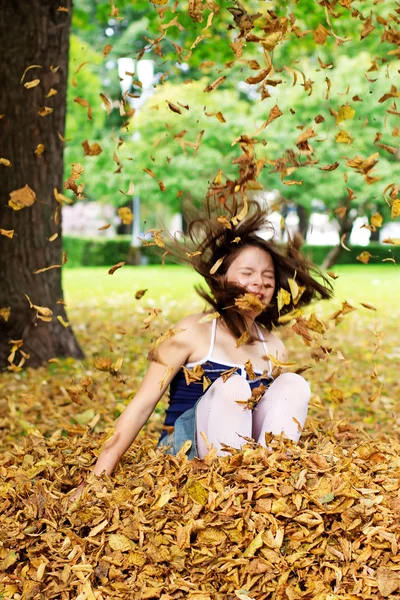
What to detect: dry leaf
<box><xmin>108</xmin><ymin>262</ymin><xmax>125</xmax><ymax>275</ymax></box>
<box><xmin>8</xmin><ymin>185</ymin><xmax>36</xmax><ymax>211</ymax></box>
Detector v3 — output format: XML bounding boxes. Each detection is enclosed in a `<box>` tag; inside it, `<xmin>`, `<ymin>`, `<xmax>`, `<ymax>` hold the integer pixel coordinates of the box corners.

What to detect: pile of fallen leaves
<box><xmin>1</xmin><ymin>415</ymin><xmax>400</xmax><ymax>600</ymax></box>
<box><xmin>1</xmin><ymin>283</ymin><xmax>400</xmax><ymax>599</ymax></box>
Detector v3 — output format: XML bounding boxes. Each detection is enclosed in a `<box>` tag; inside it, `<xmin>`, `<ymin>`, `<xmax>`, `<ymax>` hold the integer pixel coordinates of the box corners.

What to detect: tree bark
<box><xmin>0</xmin><ymin>0</ymin><xmax>85</xmax><ymax>370</ymax></box>
<box><xmin>296</xmin><ymin>203</ymin><xmax>309</xmax><ymax>239</ymax></box>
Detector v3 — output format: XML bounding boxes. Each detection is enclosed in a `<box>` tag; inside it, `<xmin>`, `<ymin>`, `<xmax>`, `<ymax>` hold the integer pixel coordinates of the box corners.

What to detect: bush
<box><xmin>63</xmin><ymin>236</ymin><xmax>400</xmax><ymax>267</ymax></box>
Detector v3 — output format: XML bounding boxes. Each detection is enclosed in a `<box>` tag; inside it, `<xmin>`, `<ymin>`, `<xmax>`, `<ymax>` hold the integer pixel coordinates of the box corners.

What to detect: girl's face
<box><xmin>225</xmin><ymin>245</ymin><xmax>275</xmax><ymax>309</ymax></box>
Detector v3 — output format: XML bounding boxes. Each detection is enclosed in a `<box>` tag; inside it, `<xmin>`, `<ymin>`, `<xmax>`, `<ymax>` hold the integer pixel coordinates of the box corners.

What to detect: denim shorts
<box><xmin>156</xmin><ymin>395</ymin><xmax>203</xmax><ymax>461</ymax></box>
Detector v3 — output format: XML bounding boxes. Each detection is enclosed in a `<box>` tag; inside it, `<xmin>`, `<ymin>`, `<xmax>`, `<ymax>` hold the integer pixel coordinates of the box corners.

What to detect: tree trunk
<box><xmin>321</xmin><ymin>206</ymin><xmax>354</xmax><ymax>270</ymax></box>
<box><xmin>296</xmin><ymin>203</ymin><xmax>309</xmax><ymax>239</ymax></box>
<box><xmin>0</xmin><ymin>0</ymin><xmax>85</xmax><ymax>370</ymax></box>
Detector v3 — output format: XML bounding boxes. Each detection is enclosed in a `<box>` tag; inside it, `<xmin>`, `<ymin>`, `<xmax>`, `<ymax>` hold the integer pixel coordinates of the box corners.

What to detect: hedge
<box><xmin>62</xmin><ymin>236</ymin><xmax>400</xmax><ymax>267</ymax></box>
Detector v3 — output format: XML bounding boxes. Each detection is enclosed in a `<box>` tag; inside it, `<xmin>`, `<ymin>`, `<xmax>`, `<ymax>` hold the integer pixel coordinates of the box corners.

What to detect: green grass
<box><xmin>63</xmin><ymin>264</ymin><xmax>398</xmax><ymax>309</ymax></box>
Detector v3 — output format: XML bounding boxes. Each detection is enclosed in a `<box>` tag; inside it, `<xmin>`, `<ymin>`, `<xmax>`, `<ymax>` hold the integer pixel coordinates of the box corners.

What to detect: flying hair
<box><xmin>161</xmin><ymin>193</ymin><xmax>334</xmax><ymax>343</ymax></box>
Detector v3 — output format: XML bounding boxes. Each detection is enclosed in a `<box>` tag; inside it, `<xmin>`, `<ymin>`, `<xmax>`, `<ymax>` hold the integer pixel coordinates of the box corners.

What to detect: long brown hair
<box><xmin>161</xmin><ymin>194</ymin><xmax>334</xmax><ymax>343</ymax></box>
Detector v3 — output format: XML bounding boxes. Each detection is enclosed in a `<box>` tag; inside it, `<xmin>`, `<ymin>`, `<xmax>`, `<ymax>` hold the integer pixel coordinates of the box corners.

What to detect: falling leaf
<box><xmin>203</xmin><ymin>75</ymin><xmax>227</xmax><ymax>93</ymax></box>
<box><xmin>360</xmin><ymin>302</ymin><xmax>377</xmax><ymax>311</ymax></box>
<box><xmin>210</xmin><ymin>256</ymin><xmax>225</xmax><ymax>275</ymax></box>
<box><xmin>336</xmin><ymin>103</ymin><xmax>355</xmax><ymax>123</ymax></box>
<box><xmin>198</xmin><ymin>312</ymin><xmax>220</xmax><ymax>323</ymax></box>
<box><xmin>119</xmin><ymin>181</ymin><xmax>135</xmax><ymax>195</ymax></box>
<box><xmin>135</xmin><ymin>289</ymin><xmax>148</xmax><ymax>300</ymax></box>
<box><xmin>267</xmin><ymin>354</ymin><xmax>297</xmax><ymax>368</ymax></box>
<box><xmin>33</xmin><ymin>264</ymin><xmax>62</xmax><ymax>275</ymax></box>
<box><xmin>340</xmin><ymin>234</ymin><xmax>351</xmax><ymax>251</ymax></box>
<box><xmin>166</xmin><ymin>101</ymin><xmax>182</xmax><ymax>114</ymax></box>
<box><xmin>277</xmin><ymin>288</ymin><xmax>291</xmax><ymax>312</ymax></box>
<box><xmin>8</xmin><ymin>184</ymin><xmax>36</xmax><ymax>210</ymax></box>
<box><xmin>356</xmin><ymin>251</ymin><xmax>372</xmax><ymax>264</ymax></box>
<box><xmin>370</xmin><ymin>213</ymin><xmax>383</xmax><ymax>228</ymax></box>
<box><xmin>0</xmin><ymin>307</ymin><xmax>11</xmax><ymax>322</ymax></box>
<box><xmin>235</xmin><ymin>293</ymin><xmax>264</xmax><ymax>313</ymax></box>
<box><xmin>82</xmin><ymin>140</ymin><xmax>102</xmax><ymax>156</ymax></box>
<box><xmin>0</xmin><ymin>229</ymin><xmax>14</xmax><ymax>239</ymax></box>
<box><xmin>108</xmin><ymin>262</ymin><xmax>125</xmax><ymax>275</ymax></box>
<box><xmin>335</xmin><ymin>130</ymin><xmax>353</xmax><ymax>144</ymax></box>
<box><xmin>38</xmin><ymin>106</ymin><xmax>54</xmax><ymax>117</ymax></box>
<box><xmin>391</xmin><ymin>199</ymin><xmax>400</xmax><ymax>218</ymax></box>
<box><xmin>102</xmin><ymin>44</ymin><xmax>113</xmax><ymax>58</ymax></box>
<box><xmin>20</xmin><ymin>64</ymin><xmax>42</xmax><ymax>84</ymax></box>
<box><xmin>100</xmin><ymin>93</ymin><xmax>112</xmax><ymax>115</ymax></box>
<box><xmin>236</xmin><ymin>331</ymin><xmax>250</xmax><ymax>348</ymax></box>
<box><xmin>57</xmin><ymin>316</ymin><xmax>70</xmax><ymax>328</ymax></box>
<box><xmin>118</xmin><ymin>207</ymin><xmax>133</xmax><ymax>225</ymax></box>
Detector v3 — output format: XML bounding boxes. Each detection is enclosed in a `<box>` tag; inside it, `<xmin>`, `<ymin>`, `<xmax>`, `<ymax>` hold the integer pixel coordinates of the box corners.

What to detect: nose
<box><xmin>248</xmin><ymin>274</ymin><xmax>263</xmax><ymax>291</ymax></box>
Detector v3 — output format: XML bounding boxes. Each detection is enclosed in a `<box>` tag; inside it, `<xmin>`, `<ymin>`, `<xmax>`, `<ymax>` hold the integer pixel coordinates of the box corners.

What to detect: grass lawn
<box><xmin>63</xmin><ymin>263</ymin><xmax>398</xmax><ymax>310</ymax></box>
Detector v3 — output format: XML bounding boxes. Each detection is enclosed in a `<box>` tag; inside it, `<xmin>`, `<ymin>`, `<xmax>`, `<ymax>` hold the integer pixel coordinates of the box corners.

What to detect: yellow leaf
<box><xmin>186</xmin><ymin>481</ymin><xmax>209</xmax><ymax>505</ymax></box>
<box><xmin>277</xmin><ymin>288</ymin><xmax>291</xmax><ymax>312</ymax></box>
<box><xmin>118</xmin><ymin>206</ymin><xmax>134</xmax><ymax>225</ymax></box>
<box><xmin>243</xmin><ymin>531</ymin><xmax>264</xmax><ymax>558</ymax></box>
<box><xmin>0</xmin><ymin>307</ymin><xmax>11</xmax><ymax>321</ymax></box>
<box><xmin>370</xmin><ymin>213</ymin><xmax>383</xmax><ymax>228</ymax></box>
<box><xmin>267</xmin><ymin>354</ymin><xmax>297</xmax><ymax>368</ymax></box>
<box><xmin>38</xmin><ymin>106</ymin><xmax>53</xmax><ymax>117</ymax></box>
<box><xmin>231</xmin><ymin>196</ymin><xmax>248</xmax><ymax>225</ymax></box>
<box><xmin>57</xmin><ymin>316</ymin><xmax>69</xmax><ymax>328</ymax></box>
<box><xmin>336</xmin><ymin>103</ymin><xmax>355</xmax><ymax>123</ymax></box>
<box><xmin>24</xmin><ymin>78</ymin><xmax>40</xmax><ymax>89</ymax></box>
<box><xmin>210</xmin><ymin>256</ymin><xmax>225</xmax><ymax>275</ymax></box>
<box><xmin>108</xmin><ymin>534</ymin><xmax>133</xmax><ymax>552</ymax></box>
<box><xmin>391</xmin><ymin>199</ymin><xmax>400</xmax><ymax>218</ymax></box>
<box><xmin>335</xmin><ymin>130</ymin><xmax>353</xmax><ymax>144</ymax></box>
<box><xmin>0</xmin><ymin>157</ymin><xmax>12</xmax><ymax>166</ymax></box>
<box><xmin>0</xmin><ymin>228</ymin><xmax>14</xmax><ymax>239</ymax></box>
<box><xmin>8</xmin><ymin>184</ymin><xmax>36</xmax><ymax>210</ymax></box>
<box><xmin>198</xmin><ymin>312</ymin><xmax>220</xmax><ymax>323</ymax></box>
<box><xmin>235</xmin><ymin>292</ymin><xmax>264</xmax><ymax>312</ymax></box>
<box><xmin>330</xmin><ymin>388</ymin><xmax>345</xmax><ymax>402</ymax></box>
<box><xmin>356</xmin><ymin>251</ymin><xmax>372</xmax><ymax>264</ymax></box>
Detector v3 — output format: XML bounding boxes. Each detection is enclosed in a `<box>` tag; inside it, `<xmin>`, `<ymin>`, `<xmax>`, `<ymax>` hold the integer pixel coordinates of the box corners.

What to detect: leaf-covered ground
<box><xmin>1</xmin><ymin>265</ymin><xmax>400</xmax><ymax>599</ymax></box>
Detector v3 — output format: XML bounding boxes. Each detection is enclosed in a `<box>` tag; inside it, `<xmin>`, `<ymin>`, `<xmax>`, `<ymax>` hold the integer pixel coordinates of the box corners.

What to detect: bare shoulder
<box><xmin>264</xmin><ymin>329</ymin><xmax>289</xmax><ymax>362</ymax></box>
<box><xmin>163</xmin><ymin>312</ymin><xmax>210</xmax><ymax>347</ymax></box>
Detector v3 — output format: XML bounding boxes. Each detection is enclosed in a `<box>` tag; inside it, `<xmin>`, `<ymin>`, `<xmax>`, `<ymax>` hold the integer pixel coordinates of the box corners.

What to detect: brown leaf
<box><xmin>108</xmin><ymin>262</ymin><xmax>125</xmax><ymax>275</ymax></box>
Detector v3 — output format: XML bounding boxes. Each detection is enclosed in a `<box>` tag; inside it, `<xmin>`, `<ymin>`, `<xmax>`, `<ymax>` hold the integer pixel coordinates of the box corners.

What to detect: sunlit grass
<box><xmin>63</xmin><ymin>264</ymin><xmax>398</xmax><ymax>310</ymax></box>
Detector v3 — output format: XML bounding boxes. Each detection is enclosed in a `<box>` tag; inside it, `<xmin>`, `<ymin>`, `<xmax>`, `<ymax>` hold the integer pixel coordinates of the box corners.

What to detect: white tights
<box><xmin>195</xmin><ymin>373</ymin><xmax>311</xmax><ymax>459</ymax></box>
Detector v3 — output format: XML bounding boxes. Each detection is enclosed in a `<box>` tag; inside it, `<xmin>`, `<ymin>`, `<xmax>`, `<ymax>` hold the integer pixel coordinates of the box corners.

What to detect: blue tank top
<box><xmin>159</xmin><ymin>318</ymin><xmax>274</xmax><ymax>442</ymax></box>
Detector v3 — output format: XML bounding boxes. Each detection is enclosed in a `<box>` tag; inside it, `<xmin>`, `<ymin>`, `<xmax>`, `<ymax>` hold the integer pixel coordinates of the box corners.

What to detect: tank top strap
<box><xmin>207</xmin><ymin>317</ymin><xmax>217</xmax><ymax>359</ymax></box>
<box><xmin>255</xmin><ymin>322</ymin><xmax>273</xmax><ymax>377</ymax></box>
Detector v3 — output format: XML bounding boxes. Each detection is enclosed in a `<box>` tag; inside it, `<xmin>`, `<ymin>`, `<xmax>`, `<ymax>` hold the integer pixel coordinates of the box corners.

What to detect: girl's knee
<box><xmin>218</xmin><ymin>373</ymin><xmax>251</xmax><ymax>396</ymax></box>
<box><xmin>274</xmin><ymin>372</ymin><xmax>311</xmax><ymax>397</ymax></box>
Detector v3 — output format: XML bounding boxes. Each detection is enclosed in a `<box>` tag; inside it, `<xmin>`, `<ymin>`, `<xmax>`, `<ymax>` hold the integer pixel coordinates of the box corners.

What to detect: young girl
<box><xmin>76</xmin><ymin>197</ymin><xmax>333</xmax><ymax>490</ymax></box>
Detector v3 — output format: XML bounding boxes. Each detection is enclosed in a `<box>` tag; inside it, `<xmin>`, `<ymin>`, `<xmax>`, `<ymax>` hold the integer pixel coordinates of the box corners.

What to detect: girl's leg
<box><xmin>252</xmin><ymin>373</ymin><xmax>311</xmax><ymax>445</ymax></box>
<box><xmin>195</xmin><ymin>374</ymin><xmax>253</xmax><ymax>459</ymax></box>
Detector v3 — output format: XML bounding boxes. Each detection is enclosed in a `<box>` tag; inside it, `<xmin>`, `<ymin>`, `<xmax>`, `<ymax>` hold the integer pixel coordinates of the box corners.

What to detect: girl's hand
<box><xmin>67</xmin><ymin>480</ymin><xmax>85</xmax><ymax>503</ymax></box>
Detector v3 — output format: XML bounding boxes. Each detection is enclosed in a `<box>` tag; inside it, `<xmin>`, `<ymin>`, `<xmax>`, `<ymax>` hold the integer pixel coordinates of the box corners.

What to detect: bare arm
<box><xmin>90</xmin><ymin>316</ymin><xmax>197</xmax><ymax>477</ymax></box>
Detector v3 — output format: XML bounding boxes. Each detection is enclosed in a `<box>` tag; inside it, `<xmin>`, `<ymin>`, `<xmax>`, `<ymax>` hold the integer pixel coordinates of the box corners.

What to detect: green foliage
<box><xmin>65</xmin><ymin>0</ymin><xmax>400</xmax><ymax>229</ymax></box>
<box><xmin>63</xmin><ymin>236</ymin><xmax>400</xmax><ymax>267</ymax></box>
